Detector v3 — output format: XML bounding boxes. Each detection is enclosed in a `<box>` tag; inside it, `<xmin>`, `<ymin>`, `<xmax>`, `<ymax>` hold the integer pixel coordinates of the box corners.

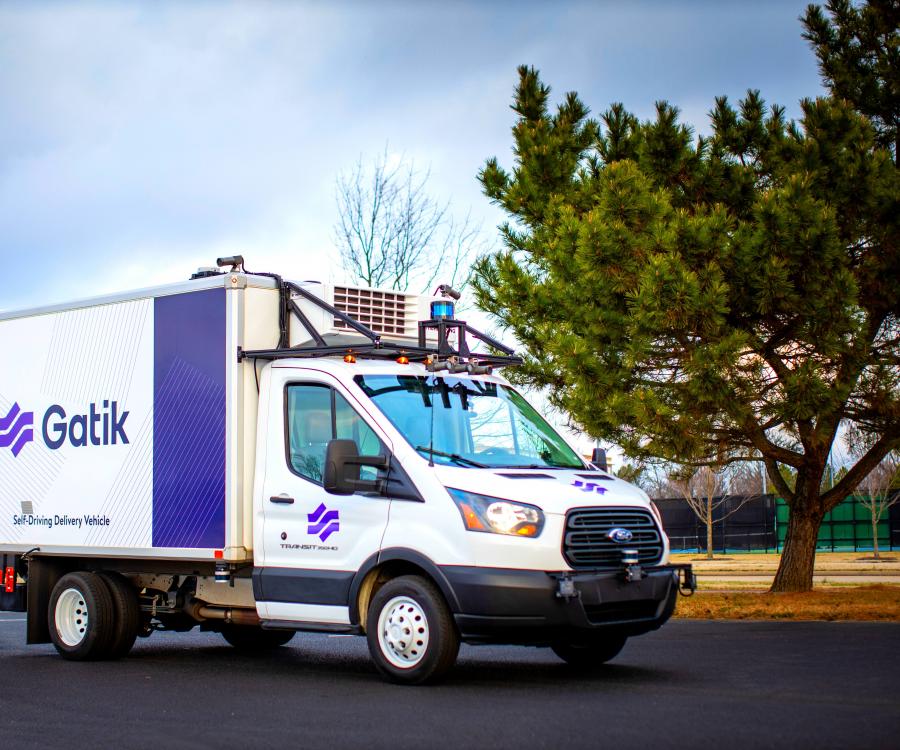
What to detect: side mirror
<box><xmin>591</xmin><ymin>447</ymin><xmax>608</xmax><ymax>472</ymax></box>
<box><xmin>323</xmin><ymin>439</ymin><xmax>390</xmax><ymax>496</ymax></box>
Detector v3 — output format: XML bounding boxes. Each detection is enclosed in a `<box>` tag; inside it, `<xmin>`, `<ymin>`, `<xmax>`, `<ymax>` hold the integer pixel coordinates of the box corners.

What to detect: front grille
<box><xmin>563</xmin><ymin>507</ymin><xmax>663</xmax><ymax>569</ymax></box>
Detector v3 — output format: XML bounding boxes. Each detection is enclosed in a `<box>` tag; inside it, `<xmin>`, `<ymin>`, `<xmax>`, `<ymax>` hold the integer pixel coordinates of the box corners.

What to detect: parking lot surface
<box><xmin>1</xmin><ymin>615</ymin><xmax>898</xmax><ymax>749</ymax></box>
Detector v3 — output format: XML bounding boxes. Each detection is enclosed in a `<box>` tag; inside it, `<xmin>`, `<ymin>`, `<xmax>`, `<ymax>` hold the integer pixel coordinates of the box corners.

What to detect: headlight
<box><xmin>446</xmin><ymin>488</ymin><xmax>544</xmax><ymax>538</ymax></box>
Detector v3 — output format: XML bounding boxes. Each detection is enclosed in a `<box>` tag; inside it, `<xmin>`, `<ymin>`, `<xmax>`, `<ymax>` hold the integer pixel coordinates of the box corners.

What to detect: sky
<box><xmin>0</xmin><ymin>0</ymin><xmax>826</xmax><ymax>313</ymax></box>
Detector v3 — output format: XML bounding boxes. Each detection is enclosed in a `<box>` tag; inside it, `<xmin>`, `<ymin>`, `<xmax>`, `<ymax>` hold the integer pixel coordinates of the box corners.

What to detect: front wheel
<box><xmin>366</xmin><ymin>575</ymin><xmax>459</xmax><ymax>685</ymax></box>
<box><xmin>552</xmin><ymin>633</ymin><xmax>628</xmax><ymax>667</ymax></box>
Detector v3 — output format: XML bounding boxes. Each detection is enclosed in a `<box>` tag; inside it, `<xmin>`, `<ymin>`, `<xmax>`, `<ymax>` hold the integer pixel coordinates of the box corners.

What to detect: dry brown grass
<box><xmin>669</xmin><ymin>551</ymin><xmax>900</xmax><ymax>574</ymax></box>
<box><xmin>674</xmin><ymin>584</ymin><xmax>900</xmax><ymax>621</ymax></box>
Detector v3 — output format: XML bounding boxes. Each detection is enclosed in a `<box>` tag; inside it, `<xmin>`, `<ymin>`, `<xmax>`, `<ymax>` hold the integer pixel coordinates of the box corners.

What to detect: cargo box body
<box><xmin>0</xmin><ymin>274</ymin><xmax>280</xmax><ymax>562</ymax></box>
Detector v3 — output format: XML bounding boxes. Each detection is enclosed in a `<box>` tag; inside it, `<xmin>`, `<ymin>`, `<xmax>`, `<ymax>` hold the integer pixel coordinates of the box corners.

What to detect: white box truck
<box><xmin>0</xmin><ymin>257</ymin><xmax>693</xmax><ymax>684</ymax></box>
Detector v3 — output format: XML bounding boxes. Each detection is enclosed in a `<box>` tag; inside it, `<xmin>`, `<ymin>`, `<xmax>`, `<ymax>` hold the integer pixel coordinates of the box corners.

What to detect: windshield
<box><xmin>354</xmin><ymin>374</ymin><xmax>584</xmax><ymax>469</ymax></box>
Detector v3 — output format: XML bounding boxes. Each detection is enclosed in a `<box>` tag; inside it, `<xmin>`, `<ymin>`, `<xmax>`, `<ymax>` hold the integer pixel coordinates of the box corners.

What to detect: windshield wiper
<box><xmin>414</xmin><ymin>446</ymin><xmax>489</xmax><ymax>468</ymax></box>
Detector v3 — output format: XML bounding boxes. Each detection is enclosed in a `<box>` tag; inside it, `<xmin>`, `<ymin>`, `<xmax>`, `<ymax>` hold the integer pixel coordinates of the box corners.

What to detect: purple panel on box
<box><xmin>152</xmin><ymin>288</ymin><xmax>226</xmax><ymax>548</ymax></box>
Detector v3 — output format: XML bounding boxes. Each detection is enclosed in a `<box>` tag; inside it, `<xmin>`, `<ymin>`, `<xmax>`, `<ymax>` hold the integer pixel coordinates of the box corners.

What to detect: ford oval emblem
<box><xmin>608</xmin><ymin>527</ymin><xmax>634</xmax><ymax>543</ymax></box>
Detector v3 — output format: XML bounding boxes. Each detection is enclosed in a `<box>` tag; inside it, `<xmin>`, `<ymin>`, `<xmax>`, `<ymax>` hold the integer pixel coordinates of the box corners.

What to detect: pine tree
<box><xmin>802</xmin><ymin>0</ymin><xmax>899</xmax><ymax>164</ymax></box>
<box><xmin>474</xmin><ymin>58</ymin><xmax>898</xmax><ymax>591</ymax></box>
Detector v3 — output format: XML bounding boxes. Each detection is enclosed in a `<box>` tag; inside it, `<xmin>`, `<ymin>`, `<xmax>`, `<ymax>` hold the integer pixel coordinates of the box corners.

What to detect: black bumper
<box><xmin>441</xmin><ymin>565</ymin><xmax>686</xmax><ymax>644</ymax></box>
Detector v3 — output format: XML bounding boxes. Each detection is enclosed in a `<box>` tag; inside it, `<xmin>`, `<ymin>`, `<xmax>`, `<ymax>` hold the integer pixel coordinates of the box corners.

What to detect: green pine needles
<box><xmin>475</xmin><ymin>4</ymin><xmax>898</xmax><ymax>592</ymax></box>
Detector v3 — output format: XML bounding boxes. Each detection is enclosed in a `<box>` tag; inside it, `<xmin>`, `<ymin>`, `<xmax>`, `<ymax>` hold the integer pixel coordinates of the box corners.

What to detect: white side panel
<box><xmin>0</xmin><ymin>299</ymin><xmax>154</xmax><ymax>548</ymax></box>
<box><xmin>238</xmin><ymin>287</ymin><xmax>280</xmax><ymax>556</ymax></box>
<box><xmin>224</xmin><ymin>288</ymin><xmax>242</xmax><ymax>558</ymax></box>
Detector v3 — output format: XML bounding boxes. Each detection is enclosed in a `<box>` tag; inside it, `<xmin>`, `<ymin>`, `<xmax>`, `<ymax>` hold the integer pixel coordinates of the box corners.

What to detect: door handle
<box><xmin>269</xmin><ymin>494</ymin><xmax>295</xmax><ymax>505</ymax></box>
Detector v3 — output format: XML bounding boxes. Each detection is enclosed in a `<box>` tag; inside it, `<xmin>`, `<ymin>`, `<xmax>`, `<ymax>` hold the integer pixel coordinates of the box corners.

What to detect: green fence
<box><xmin>775</xmin><ymin>495</ymin><xmax>895</xmax><ymax>552</ymax></box>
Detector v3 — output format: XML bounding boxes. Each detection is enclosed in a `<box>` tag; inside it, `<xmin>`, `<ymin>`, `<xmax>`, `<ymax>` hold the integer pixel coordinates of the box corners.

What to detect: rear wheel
<box><xmin>366</xmin><ymin>575</ymin><xmax>459</xmax><ymax>685</ymax></box>
<box><xmin>97</xmin><ymin>572</ymin><xmax>141</xmax><ymax>659</ymax></box>
<box><xmin>220</xmin><ymin>625</ymin><xmax>295</xmax><ymax>651</ymax></box>
<box><xmin>552</xmin><ymin>633</ymin><xmax>628</xmax><ymax>667</ymax></box>
<box><xmin>48</xmin><ymin>572</ymin><xmax>115</xmax><ymax>661</ymax></box>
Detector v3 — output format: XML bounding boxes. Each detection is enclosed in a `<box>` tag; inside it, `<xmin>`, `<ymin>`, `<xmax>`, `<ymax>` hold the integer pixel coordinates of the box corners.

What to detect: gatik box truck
<box><xmin>0</xmin><ymin>257</ymin><xmax>694</xmax><ymax>684</ymax></box>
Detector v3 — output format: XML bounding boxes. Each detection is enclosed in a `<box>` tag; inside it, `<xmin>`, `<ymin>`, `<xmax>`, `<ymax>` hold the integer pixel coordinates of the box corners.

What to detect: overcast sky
<box><xmin>1</xmin><ymin>0</ymin><xmax>824</xmax><ymax>312</ymax></box>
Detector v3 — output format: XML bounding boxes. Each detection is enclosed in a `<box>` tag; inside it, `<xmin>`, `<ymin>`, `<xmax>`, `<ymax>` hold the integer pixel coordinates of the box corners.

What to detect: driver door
<box><xmin>257</xmin><ymin>369</ymin><xmax>392</xmax><ymax>626</ymax></box>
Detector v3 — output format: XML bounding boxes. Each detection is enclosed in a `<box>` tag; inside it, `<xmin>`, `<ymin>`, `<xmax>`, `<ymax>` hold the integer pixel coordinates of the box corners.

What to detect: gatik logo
<box><xmin>43</xmin><ymin>400</ymin><xmax>129</xmax><ymax>449</ymax></box>
<box><xmin>307</xmin><ymin>503</ymin><xmax>340</xmax><ymax>542</ymax></box>
<box><xmin>0</xmin><ymin>400</ymin><xmax>129</xmax><ymax>457</ymax></box>
<box><xmin>0</xmin><ymin>403</ymin><xmax>35</xmax><ymax>458</ymax></box>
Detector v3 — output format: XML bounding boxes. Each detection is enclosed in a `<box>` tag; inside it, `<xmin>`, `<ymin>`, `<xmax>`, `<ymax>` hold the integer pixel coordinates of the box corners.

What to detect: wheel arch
<box><xmin>349</xmin><ymin>548</ymin><xmax>461</xmax><ymax>628</ymax></box>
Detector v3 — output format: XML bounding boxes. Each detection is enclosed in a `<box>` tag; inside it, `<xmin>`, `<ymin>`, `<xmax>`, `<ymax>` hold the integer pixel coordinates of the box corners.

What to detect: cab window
<box><xmin>286</xmin><ymin>383</ymin><xmax>382</xmax><ymax>483</ymax></box>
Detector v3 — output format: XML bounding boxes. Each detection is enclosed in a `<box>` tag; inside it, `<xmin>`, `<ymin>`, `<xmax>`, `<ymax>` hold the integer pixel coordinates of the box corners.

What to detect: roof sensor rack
<box><xmin>233</xmin><ymin>262</ymin><xmax>522</xmax><ymax>369</ymax></box>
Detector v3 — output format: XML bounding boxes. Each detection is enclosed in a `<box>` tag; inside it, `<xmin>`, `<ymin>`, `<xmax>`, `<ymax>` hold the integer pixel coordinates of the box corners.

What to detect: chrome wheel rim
<box><xmin>55</xmin><ymin>588</ymin><xmax>89</xmax><ymax>647</ymax></box>
<box><xmin>377</xmin><ymin>596</ymin><xmax>429</xmax><ymax>669</ymax></box>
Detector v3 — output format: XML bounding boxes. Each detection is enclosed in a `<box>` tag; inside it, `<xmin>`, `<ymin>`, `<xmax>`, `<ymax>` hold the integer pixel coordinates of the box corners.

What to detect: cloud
<box><xmin>0</xmin><ymin>1</ymin><xmax>822</xmax><ymax>311</ymax></box>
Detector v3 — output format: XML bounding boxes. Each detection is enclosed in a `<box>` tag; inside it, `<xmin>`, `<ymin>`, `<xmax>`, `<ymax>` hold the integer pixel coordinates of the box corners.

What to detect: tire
<box><xmin>552</xmin><ymin>633</ymin><xmax>628</xmax><ymax>667</ymax></box>
<box><xmin>221</xmin><ymin>625</ymin><xmax>295</xmax><ymax>651</ymax></box>
<box><xmin>97</xmin><ymin>572</ymin><xmax>141</xmax><ymax>659</ymax></box>
<box><xmin>48</xmin><ymin>572</ymin><xmax>115</xmax><ymax>661</ymax></box>
<box><xmin>365</xmin><ymin>575</ymin><xmax>459</xmax><ymax>685</ymax></box>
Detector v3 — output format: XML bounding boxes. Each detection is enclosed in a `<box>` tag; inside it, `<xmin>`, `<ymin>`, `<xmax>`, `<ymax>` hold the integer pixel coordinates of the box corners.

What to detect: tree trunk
<box><xmin>872</xmin><ymin>513</ymin><xmax>880</xmax><ymax>560</ymax></box>
<box><xmin>771</xmin><ymin>503</ymin><xmax>824</xmax><ymax>592</ymax></box>
<box><xmin>706</xmin><ymin>496</ymin><xmax>714</xmax><ymax>559</ymax></box>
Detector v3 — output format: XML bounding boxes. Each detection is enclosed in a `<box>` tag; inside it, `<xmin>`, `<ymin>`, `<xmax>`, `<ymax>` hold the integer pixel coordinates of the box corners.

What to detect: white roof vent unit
<box><xmin>288</xmin><ymin>282</ymin><xmax>421</xmax><ymax>346</ymax></box>
<box><xmin>332</xmin><ymin>285</ymin><xmax>420</xmax><ymax>338</ymax></box>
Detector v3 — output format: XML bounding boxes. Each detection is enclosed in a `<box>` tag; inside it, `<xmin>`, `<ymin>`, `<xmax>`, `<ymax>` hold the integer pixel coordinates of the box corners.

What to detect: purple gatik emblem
<box><xmin>0</xmin><ymin>403</ymin><xmax>34</xmax><ymax>458</ymax></box>
<box><xmin>572</xmin><ymin>480</ymin><xmax>607</xmax><ymax>495</ymax></box>
<box><xmin>307</xmin><ymin>503</ymin><xmax>340</xmax><ymax>542</ymax></box>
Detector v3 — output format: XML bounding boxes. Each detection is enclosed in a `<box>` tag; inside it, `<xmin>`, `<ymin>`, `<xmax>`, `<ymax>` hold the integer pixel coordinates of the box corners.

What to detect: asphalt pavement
<box><xmin>1</xmin><ymin>613</ymin><xmax>898</xmax><ymax>749</ymax></box>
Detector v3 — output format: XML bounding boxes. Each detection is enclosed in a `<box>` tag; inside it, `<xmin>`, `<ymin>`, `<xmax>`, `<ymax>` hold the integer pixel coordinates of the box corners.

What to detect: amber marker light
<box><xmin>344</xmin><ymin>352</ymin><xmax>357</xmax><ymax>364</ymax></box>
<box><xmin>397</xmin><ymin>354</ymin><xmax>410</xmax><ymax>365</ymax></box>
<box><xmin>460</xmin><ymin>503</ymin><xmax>486</xmax><ymax>531</ymax></box>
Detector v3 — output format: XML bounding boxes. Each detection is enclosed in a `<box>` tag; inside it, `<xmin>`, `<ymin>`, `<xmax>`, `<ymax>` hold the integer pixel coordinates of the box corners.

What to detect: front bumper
<box><xmin>441</xmin><ymin>564</ymin><xmax>692</xmax><ymax>644</ymax></box>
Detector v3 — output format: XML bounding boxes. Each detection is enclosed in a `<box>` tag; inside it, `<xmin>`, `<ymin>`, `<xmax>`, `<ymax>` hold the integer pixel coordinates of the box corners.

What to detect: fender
<box><xmin>348</xmin><ymin>547</ymin><xmax>462</xmax><ymax>625</ymax></box>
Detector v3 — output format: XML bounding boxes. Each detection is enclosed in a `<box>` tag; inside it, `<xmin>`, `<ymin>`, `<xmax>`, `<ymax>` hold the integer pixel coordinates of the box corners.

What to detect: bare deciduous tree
<box><xmin>334</xmin><ymin>149</ymin><xmax>485</xmax><ymax>293</ymax></box>
<box><xmin>728</xmin><ymin>461</ymin><xmax>768</xmax><ymax>497</ymax></box>
<box><xmin>667</xmin><ymin>464</ymin><xmax>759</xmax><ymax>559</ymax></box>
<box><xmin>856</xmin><ymin>452</ymin><xmax>900</xmax><ymax>560</ymax></box>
